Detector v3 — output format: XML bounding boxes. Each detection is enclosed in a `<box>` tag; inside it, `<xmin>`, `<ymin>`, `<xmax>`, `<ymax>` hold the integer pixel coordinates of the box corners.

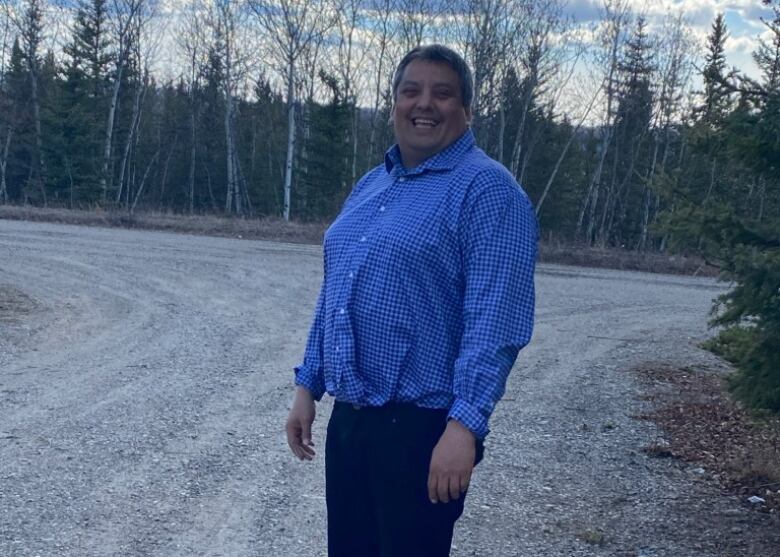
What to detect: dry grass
<box><xmin>538</xmin><ymin>242</ymin><xmax>718</xmax><ymax>277</ymax></box>
<box><xmin>0</xmin><ymin>205</ymin><xmax>328</xmax><ymax>245</ymax></box>
<box><xmin>0</xmin><ymin>204</ymin><xmax>717</xmax><ymax>276</ymax></box>
<box><xmin>633</xmin><ymin>363</ymin><xmax>780</xmax><ymax>513</ymax></box>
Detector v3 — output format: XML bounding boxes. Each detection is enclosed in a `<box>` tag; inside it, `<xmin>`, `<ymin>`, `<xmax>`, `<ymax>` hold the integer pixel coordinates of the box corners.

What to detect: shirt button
<box><xmin>335</xmin><ymin>346</ymin><xmax>340</xmax><ymax>352</ymax></box>
<box><xmin>348</xmin><ymin>272</ymin><xmax>354</xmax><ymax>279</ymax></box>
<box><xmin>339</xmin><ymin>308</ymin><xmax>345</xmax><ymax>315</ymax></box>
<box><xmin>398</xmin><ymin>177</ymin><xmax>406</xmax><ymax>182</ymax></box>
<box><xmin>379</xmin><ymin>205</ymin><xmax>386</xmax><ymax>212</ymax></box>
<box><xmin>360</xmin><ymin>236</ymin><xmax>367</xmax><ymax>242</ymax></box>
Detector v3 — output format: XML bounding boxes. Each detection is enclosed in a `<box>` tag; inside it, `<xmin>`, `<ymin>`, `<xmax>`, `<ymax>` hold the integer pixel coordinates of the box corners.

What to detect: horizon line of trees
<box><xmin>0</xmin><ymin>1</ymin><xmax>771</xmax><ymax>241</ymax></box>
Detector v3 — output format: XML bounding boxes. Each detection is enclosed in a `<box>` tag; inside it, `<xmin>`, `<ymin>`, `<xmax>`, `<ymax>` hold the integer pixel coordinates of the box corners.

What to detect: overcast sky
<box><xmin>566</xmin><ymin>0</ymin><xmax>777</xmax><ymax>78</ymax></box>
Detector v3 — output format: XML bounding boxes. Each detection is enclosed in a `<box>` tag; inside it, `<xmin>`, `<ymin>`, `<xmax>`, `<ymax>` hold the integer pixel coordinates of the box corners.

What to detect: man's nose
<box><xmin>415</xmin><ymin>88</ymin><xmax>433</xmax><ymax>109</ymax></box>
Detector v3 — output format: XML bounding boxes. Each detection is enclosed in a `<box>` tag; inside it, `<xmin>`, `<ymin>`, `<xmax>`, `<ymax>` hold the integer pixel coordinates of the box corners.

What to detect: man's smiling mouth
<box><xmin>412</xmin><ymin>118</ymin><xmax>438</xmax><ymax>128</ymax></box>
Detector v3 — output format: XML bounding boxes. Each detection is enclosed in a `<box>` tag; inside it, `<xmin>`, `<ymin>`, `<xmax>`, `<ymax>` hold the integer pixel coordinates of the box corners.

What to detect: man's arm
<box><xmin>287</xmin><ymin>271</ymin><xmax>328</xmax><ymax>460</ymax></box>
<box><xmin>428</xmin><ymin>169</ymin><xmax>538</xmax><ymax>502</ymax></box>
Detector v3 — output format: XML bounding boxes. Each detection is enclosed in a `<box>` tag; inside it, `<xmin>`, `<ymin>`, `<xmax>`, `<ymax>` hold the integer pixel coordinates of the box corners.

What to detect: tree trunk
<box><xmin>0</xmin><ymin>126</ymin><xmax>12</xmax><ymax>203</ymax></box>
<box><xmin>283</xmin><ymin>59</ymin><xmax>295</xmax><ymax>221</ymax></box>
<box><xmin>577</xmin><ymin>126</ymin><xmax>612</xmax><ymax>243</ymax></box>
<box><xmin>509</xmin><ymin>77</ymin><xmax>537</xmax><ymax>178</ymax></box>
<box><xmin>497</xmin><ymin>98</ymin><xmax>506</xmax><ymax>166</ymax></box>
<box><xmin>116</xmin><ymin>76</ymin><xmax>146</xmax><ymax>205</ymax></box>
<box><xmin>130</xmin><ymin>149</ymin><xmax>159</xmax><ymax>214</ymax></box>
<box><xmin>224</xmin><ymin>88</ymin><xmax>237</xmax><ymax>213</ymax></box>
<box><xmin>188</xmin><ymin>105</ymin><xmax>197</xmax><ymax>215</ymax></box>
<box><xmin>102</xmin><ymin>64</ymin><xmax>125</xmax><ymax>204</ymax></box>
<box><xmin>639</xmin><ymin>138</ymin><xmax>660</xmax><ymax>251</ymax></box>
<box><xmin>29</xmin><ymin>67</ymin><xmax>47</xmax><ymax>205</ymax></box>
<box><xmin>158</xmin><ymin>137</ymin><xmax>176</xmax><ymax>207</ymax></box>
<box><xmin>536</xmin><ymin>86</ymin><xmax>600</xmax><ymax>216</ymax></box>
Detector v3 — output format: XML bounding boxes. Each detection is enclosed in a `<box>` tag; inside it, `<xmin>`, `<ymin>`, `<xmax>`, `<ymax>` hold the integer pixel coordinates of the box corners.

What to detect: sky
<box><xmin>566</xmin><ymin>0</ymin><xmax>777</xmax><ymax>78</ymax></box>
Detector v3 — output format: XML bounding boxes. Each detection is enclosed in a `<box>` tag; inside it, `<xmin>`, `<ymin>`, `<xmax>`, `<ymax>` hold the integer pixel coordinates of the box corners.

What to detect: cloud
<box><xmin>567</xmin><ymin>0</ymin><xmax>602</xmax><ymax>22</ymax></box>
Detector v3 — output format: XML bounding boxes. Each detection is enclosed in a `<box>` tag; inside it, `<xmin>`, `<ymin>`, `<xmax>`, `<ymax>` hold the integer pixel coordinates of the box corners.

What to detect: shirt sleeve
<box><xmin>448</xmin><ymin>168</ymin><xmax>538</xmax><ymax>439</ymax></box>
<box><xmin>294</xmin><ymin>263</ymin><xmax>327</xmax><ymax>400</ymax></box>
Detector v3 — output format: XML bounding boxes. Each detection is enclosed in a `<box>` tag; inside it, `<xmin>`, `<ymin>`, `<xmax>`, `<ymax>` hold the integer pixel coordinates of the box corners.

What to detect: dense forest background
<box><xmin>1</xmin><ymin>0</ymin><xmax>779</xmax><ymax>410</ymax></box>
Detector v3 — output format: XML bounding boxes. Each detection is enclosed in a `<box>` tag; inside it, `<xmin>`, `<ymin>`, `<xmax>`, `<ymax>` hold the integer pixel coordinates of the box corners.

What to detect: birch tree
<box><xmin>506</xmin><ymin>0</ymin><xmax>571</xmax><ymax>181</ymax></box>
<box><xmin>0</xmin><ymin>1</ymin><xmax>13</xmax><ymax>202</ymax></box>
<box><xmin>102</xmin><ymin>0</ymin><xmax>149</xmax><ymax>204</ymax></box>
<box><xmin>452</xmin><ymin>0</ymin><xmax>528</xmax><ymax>142</ymax></box>
<box><xmin>364</xmin><ymin>0</ymin><xmax>400</xmax><ymax>166</ymax></box>
<box><xmin>176</xmin><ymin>0</ymin><xmax>208</xmax><ymax>214</ymax></box>
<box><xmin>398</xmin><ymin>0</ymin><xmax>443</xmax><ymax>50</ymax></box>
<box><xmin>331</xmin><ymin>0</ymin><xmax>370</xmax><ymax>186</ymax></box>
<box><xmin>575</xmin><ymin>0</ymin><xmax>631</xmax><ymax>243</ymax></box>
<box><xmin>204</xmin><ymin>0</ymin><xmax>254</xmax><ymax>214</ymax></box>
<box><xmin>637</xmin><ymin>12</ymin><xmax>693</xmax><ymax>250</ymax></box>
<box><xmin>250</xmin><ymin>0</ymin><xmax>331</xmax><ymax>221</ymax></box>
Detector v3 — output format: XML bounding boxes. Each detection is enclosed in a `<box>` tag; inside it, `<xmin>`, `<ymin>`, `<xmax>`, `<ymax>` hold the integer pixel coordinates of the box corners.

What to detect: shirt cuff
<box><xmin>448</xmin><ymin>398</ymin><xmax>490</xmax><ymax>440</ymax></box>
<box><xmin>294</xmin><ymin>364</ymin><xmax>326</xmax><ymax>401</ymax></box>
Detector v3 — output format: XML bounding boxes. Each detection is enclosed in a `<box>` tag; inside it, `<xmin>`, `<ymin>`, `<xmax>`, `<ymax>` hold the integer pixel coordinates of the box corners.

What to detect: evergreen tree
<box><xmin>297</xmin><ymin>70</ymin><xmax>351</xmax><ymax>221</ymax></box>
<box><xmin>598</xmin><ymin>16</ymin><xmax>655</xmax><ymax>247</ymax></box>
<box><xmin>55</xmin><ymin>0</ymin><xmax>113</xmax><ymax>203</ymax></box>
<box><xmin>4</xmin><ymin>37</ymin><xmax>34</xmax><ymax>202</ymax></box>
<box><xmin>698</xmin><ymin>13</ymin><xmax>733</xmax><ymax>127</ymax></box>
<box><xmin>664</xmin><ymin>6</ymin><xmax>780</xmax><ymax>412</ymax></box>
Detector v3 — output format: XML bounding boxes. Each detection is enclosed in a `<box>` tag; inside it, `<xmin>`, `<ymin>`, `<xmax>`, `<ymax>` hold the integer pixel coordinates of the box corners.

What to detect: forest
<box><xmin>1</xmin><ymin>0</ymin><xmax>778</xmax><ymax>411</ymax></box>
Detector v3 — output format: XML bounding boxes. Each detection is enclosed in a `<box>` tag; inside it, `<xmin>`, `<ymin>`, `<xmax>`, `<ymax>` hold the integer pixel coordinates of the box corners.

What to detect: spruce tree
<box><xmin>666</xmin><ymin>6</ymin><xmax>780</xmax><ymax>412</ymax></box>
<box><xmin>698</xmin><ymin>13</ymin><xmax>733</xmax><ymax>127</ymax></box>
<box><xmin>599</xmin><ymin>16</ymin><xmax>655</xmax><ymax>247</ymax></box>
<box><xmin>60</xmin><ymin>0</ymin><xmax>113</xmax><ymax>203</ymax></box>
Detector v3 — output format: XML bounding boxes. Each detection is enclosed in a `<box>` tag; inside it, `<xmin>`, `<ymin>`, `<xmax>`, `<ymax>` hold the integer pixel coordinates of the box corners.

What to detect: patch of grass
<box><xmin>576</xmin><ymin>528</ymin><xmax>606</xmax><ymax>546</ymax></box>
<box><xmin>642</xmin><ymin>441</ymin><xmax>674</xmax><ymax>458</ymax></box>
<box><xmin>0</xmin><ymin>285</ymin><xmax>37</xmax><ymax>319</ymax></box>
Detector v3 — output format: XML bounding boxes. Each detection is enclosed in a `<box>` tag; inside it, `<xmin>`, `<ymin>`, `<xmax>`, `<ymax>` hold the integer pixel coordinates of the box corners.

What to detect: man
<box><xmin>286</xmin><ymin>44</ymin><xmax>537</xmax><ymax>556</ymax></box>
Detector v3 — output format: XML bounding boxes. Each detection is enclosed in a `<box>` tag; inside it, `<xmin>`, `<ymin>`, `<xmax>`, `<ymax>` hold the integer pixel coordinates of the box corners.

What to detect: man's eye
<box><xmin>402</xmin><ymin>89</ymin><xmax>418</xmax><ymax>96</ymax></box>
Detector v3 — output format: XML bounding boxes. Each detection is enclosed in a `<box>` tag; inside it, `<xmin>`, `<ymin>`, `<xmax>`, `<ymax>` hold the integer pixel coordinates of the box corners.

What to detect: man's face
<box><xmin>392</xmin><ymin>59</ymin><xmax>471</xmax><ymax>168</ymax></box>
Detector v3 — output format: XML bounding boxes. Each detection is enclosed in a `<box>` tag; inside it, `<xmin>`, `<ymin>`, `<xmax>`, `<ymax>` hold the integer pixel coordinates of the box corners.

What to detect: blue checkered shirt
<box><xmin>294</xmin><ymin>129</ymin><xmax>537</xmax><ymax>439</ymax></box>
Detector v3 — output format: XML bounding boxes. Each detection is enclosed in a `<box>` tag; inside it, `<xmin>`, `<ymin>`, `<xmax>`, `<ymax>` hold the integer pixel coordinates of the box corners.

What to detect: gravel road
<box><xmin>0</xmin><ymin>219</ymin><xmax>775</xmax><ymax>557</ymax></box>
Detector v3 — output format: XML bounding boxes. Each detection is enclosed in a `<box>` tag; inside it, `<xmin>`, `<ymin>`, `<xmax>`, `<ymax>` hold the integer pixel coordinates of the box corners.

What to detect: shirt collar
<box><xmin>384</xmin><ymin>128</ymin><xmax>475</xmax><ymax>175</ymax></box>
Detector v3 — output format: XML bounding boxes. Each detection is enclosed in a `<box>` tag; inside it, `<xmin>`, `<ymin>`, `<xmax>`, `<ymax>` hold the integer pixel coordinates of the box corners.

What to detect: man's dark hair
<box><xmin>392</xmin><ymin>44</ymin><xmax>474</xmax><ymax>110</ymax></box>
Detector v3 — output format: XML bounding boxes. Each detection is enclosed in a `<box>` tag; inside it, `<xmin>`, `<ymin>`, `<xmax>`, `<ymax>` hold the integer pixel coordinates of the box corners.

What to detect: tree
<box><xmin>697</xmin><ymin>13</ymin><xmax>733</xmax><ymax>127</ymax></box>
<box><xmin>663</xmin><ymin>5</ymin><xmax>780</xmax><ymax>413</ymax></box>
<box><xmin>203</xmin><ymin>0</ymin><xmax>254</xmax><ymax>215</ymax></box>
<box><xmin>250</xmin><ymin>0</ymin><xmax>331</xmax><ymax>221</ymax></box>
<box><xmin>576</xmin><ymin>0</ymin><xmax>631</xmax><ymax>244</ymax></box>
<box><xmin>596</xmin><ymin>15</ymin><xmax>655</xmax><ymax>247</ymax></box>
<box><xmin>297</xmin><ymin>70</ymin><xmax>350</xmax><ymax>220</ymax></box>
<box><xmin>15</xmin><ymin>0</ymin><xmax>48</xmax><ymax>204</ymax></box>
<box><xmin>364</xmin><ymin>0</ymin><xmax>400</xmax><ymax>167</ymax></box>
<box><xmin>61</xmin><ymin>0</ymin><xmax>113</xmax><ymax>202</ymax></box>
<box><xmin>0</xmin><ymin>2</ymin><xmax>15</xmax><ymax>202</ymax></box>
<box><xmin>101</xmin><ymin>0</ymin><xmax>149</xmax><ymax>204</ymax></box>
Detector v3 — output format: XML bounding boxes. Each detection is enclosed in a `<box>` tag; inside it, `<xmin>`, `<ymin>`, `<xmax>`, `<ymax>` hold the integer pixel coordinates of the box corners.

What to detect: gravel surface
<box><xmin>0</xmin><ymin>219</ymin><xmax>776</xmax><ymax>557</ymax></box>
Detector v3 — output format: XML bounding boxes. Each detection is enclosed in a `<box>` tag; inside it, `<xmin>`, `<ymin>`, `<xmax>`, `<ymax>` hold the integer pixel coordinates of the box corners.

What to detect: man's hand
<box><xmin>285</xmin><ymin>386</ymin><xmax>316</xmax><ymax>460</ymax></box>
<box><xmin>427</xmin><ymin>419</ymin><xmax>476</xmax><ymax>504</ymax></box>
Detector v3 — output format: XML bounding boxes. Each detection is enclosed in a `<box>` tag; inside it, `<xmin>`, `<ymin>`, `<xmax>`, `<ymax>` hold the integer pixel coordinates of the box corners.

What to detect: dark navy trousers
<box><xmin>325</xmin><ymin>401</ymin><xmax>484</xmax><ymax>557</ymax></box>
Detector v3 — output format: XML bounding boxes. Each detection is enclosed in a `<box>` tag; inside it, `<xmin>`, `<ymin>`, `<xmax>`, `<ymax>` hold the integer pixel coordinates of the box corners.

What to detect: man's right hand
<box><xmin>285</xmin><ymin>386</ymin><xmax>316</xmax><ymax>460</ymax></box>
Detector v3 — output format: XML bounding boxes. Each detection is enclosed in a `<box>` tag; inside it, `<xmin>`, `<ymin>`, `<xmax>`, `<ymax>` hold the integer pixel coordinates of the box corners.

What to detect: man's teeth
<box><xmin>413</xmin><ymin>119</ymin><xmax>437</xmax><ymax>127</ymax></box>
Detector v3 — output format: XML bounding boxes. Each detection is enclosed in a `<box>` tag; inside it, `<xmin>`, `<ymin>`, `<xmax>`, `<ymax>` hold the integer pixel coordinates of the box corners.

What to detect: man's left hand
<box><xmin>427</xmin><ymin>419</ymin><xmax>477</xmax><ymax>504</ymax></box>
